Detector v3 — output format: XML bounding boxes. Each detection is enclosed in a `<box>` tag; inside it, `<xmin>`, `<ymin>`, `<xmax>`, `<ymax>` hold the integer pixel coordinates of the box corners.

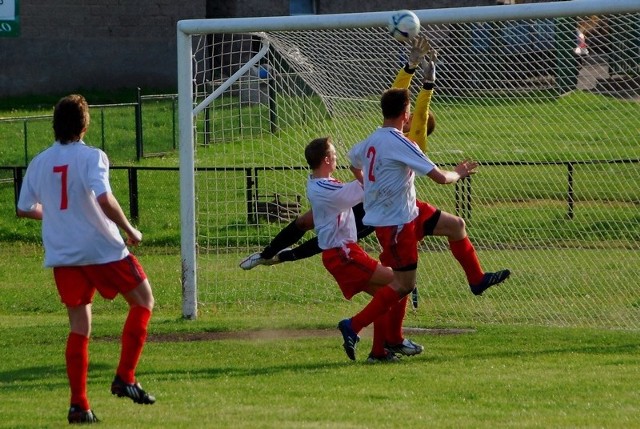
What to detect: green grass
<box><xmin>1</xmin><ymin>244</ymin><xmax>639</xmax><ymax>428</ymax></box>
<box><xmin>0</xmin><ymin>89</ymin><xmax>639</xmax><ymax>426</ymax></box>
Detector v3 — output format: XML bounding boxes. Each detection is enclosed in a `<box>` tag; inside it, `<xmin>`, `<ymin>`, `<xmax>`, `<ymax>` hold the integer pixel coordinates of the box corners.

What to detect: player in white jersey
<box><xmin>239</xmin><ymin>36</ymin><xmax>435</xmax><ymax>272</ymax></box>
<box><xmin>305</xmin><ymin>137</ymin><xmax>423</xmax><ymax>363</ymax></box>
<box><xmin>348</xmin><ymin>88</ymin><xmax>510</xmax><ymax>308</ymax></box>
<box><xmin>17</xmin><ymin>94</ymin><xmax>155</xmax><ymax>424</ymax></box>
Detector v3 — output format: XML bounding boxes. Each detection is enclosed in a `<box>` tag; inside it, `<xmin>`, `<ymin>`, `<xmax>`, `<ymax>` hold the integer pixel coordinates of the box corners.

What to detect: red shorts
<box><xmin>375</xmin><ymin>200</ymin><xmax>438</xmax><ymax>270</ymax></box>
<box><xmin>53</xmin><ymin>254</ymin><xmax>147</xmax><ymax>307</ymax></box>
<box><xmin>414</xmin><ymin>200</ymin><xmax>439</xmax><ymax>241</ymax></box>
<box><xmin>322</xmin><ymin>243</ymin><xmax>379</xmax><ymax>300</ymax></box>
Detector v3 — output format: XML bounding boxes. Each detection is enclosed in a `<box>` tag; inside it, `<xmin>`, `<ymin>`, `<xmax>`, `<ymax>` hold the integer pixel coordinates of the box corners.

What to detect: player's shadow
<box><xmin>0</xmin><ymin>362</ymin><xmax>112</xmax><ymax>392</ymax></box>
<box><xmin>150</xmin><ymin>360</ymin><xmax>349</xmax><ymax>381</ymax></box>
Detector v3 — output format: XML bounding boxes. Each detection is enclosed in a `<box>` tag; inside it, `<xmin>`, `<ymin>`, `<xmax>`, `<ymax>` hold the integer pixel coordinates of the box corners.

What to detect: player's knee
<box><xmin>447</xmin><ymin>216</ymin><xmax>468</xmax><ymax>241</ymax></box>
<box><xmin>295</xmin><ymin>212</ymin><xmax>314</xmax><ymax>231</ymax></box>
<box><xmin>145</xmin><ymin>296</ymin><xmax>155</xmax><ymax>311</ymax></box>
<box><xmin>128</xmin><ymin>281</ymin><xmax>155</xmax><ymax>310</ymax></box>
<box><xmin>144</xmin><ymin>289</ymin><xmax>155</xmax><ymax>310</ymax></box>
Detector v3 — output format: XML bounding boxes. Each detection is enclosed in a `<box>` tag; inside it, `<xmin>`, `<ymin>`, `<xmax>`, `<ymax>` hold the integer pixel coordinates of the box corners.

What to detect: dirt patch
<box><xmin>138</xmin><ymin>327</ymin><xmax>476</xmax><ymax>343</ymax></box>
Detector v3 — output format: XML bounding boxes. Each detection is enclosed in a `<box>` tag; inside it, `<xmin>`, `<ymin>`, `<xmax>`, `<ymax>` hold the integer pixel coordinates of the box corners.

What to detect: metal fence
<box><xmin>0</xmin><ymin>90</ymin><xmax>178</xmax><ymax>166</ymax></box>
<box><xmin>3</xmin><ymin>158</ymin><xmax>638</xmax><ymax>226</ymax></box>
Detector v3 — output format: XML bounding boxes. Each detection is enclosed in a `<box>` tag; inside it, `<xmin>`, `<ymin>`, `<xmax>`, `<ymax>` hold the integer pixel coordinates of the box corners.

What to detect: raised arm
<box><xmin>391</xmin><ymin>35</ymin><xmax>431</xmax><ymax>89</ymax></box>
<box><xmin>407</xmin><ymin>49</ymin><xmax>437</xmax><ymax>152</ymax></box>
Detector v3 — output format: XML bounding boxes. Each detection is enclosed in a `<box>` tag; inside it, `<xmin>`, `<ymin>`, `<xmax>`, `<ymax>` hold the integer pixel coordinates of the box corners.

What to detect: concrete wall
<box><xmin>0</xmin><ymin>1</ymin><xmax>206</xmax><ymax>97</ymax></box>
<box><xmin>1</xmin><ymin>0</ymin><xmax>536</xmax><ymax>97</ymax></box>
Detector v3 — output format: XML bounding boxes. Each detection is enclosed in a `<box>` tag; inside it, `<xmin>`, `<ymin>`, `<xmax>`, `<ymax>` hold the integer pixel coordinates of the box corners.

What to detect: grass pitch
<box><xmin>1</xmin><ymin>244</ymin><xmax>639</xmax><ymax>428</ymax></box>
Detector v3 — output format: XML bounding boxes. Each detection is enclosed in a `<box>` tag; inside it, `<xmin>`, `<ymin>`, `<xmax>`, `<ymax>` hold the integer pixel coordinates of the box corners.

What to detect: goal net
<box><xmin>177</xmin><ymin>1</ymin><xmax>640</xmax><ymax>329</ymax></box>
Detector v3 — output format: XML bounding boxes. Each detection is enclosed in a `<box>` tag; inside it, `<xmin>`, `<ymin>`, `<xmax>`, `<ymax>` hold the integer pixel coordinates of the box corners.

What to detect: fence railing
<box><xmin>3</xmin><ymin>158</ymin><xmax>638</xmax><ymax>225</ymax></box>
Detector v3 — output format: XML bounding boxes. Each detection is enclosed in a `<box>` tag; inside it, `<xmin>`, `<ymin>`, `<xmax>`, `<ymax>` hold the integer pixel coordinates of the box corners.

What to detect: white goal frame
<box><xmin>177</xmin><ymin>0</ymin><xmax>640</xmax><ymax>319</ymax></box>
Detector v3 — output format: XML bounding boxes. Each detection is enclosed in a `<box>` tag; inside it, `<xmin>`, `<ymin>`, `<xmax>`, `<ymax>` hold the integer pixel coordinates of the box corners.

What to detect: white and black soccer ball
<box><xmin>388</xmin><ymin>10</ymin><xmax>421</xmax><ymax>42</ymax></box>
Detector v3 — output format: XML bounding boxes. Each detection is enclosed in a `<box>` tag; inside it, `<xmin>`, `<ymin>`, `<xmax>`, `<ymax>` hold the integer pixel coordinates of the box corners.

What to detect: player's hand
<box><xmin>422</xmin><ymin>49</ymin><xmax>438</xmax><ymax>84</ymax></box>
<box><xmin>454</xmin><ymin>160</ymin><xmax>478</xmax><ymax>179</ymax></box>
<box><xmin>408</xmin><ymin>34</ymin><xmax>431</xmax><ymax>69</ymax></box>
<box><xmin>126</xmin><ymin>228</ymin><xmax>143</xmax><ymax>246</ymax></box>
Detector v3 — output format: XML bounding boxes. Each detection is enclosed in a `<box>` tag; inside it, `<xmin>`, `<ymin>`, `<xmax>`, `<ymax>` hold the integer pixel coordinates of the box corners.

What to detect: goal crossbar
<box><xmin>177</xmin><ymin>0</ymin><xmax>640</xmax><ymax>34</ymax></box>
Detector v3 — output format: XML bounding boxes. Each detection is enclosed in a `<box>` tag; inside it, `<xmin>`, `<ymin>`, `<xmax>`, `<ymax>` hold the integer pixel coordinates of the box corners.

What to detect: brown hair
<box><xmin>53</xmin><ymin>94</ymin><xmax>90</xmax><ymax>144</ymax></box>
<box><xmin>380</xmin><ymin>88</ymin><xmax>410</xmax><ymax>120</ymax></box>
<box><xmin>305</xmin><ymin>137</ymin><xmax>332</xmax><ymax>169</ymax></box>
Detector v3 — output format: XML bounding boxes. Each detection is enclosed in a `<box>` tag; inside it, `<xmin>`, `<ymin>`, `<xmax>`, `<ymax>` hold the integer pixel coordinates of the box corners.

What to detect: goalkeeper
<box><xmin>240</xmin><ymin>36</ymin><xmax>436</xmax><ymax>269</ymax></box>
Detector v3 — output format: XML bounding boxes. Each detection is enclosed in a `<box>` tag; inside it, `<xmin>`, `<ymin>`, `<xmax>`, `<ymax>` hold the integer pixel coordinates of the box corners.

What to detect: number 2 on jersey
<box><xmin>366</xmin><ymin>147</ymin><xmax>376</xmax><ymax>182</ymax></box>
<box><xmin>53</xmin><ymin>165</ymin><xmax>69</xmax><ymax>210</ymax></box>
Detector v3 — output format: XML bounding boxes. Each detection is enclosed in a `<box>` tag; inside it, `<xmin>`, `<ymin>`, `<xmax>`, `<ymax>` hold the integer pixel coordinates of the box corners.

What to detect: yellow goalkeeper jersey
<box><xmin>392</xmin><ymin>68</ymin><xmax>433</xmax><ymax>153</ymax></box>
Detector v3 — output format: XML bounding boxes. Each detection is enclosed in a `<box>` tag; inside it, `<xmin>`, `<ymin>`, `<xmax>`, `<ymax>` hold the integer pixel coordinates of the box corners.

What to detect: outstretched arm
<box><xmin>408</xmin><ymin>49</ymin><xmax>437</xmax><ymax>153</ymax></box>
<box><xmin>426</xmin><ymin>160</ymin><xmax>478</xmax><ymax>185</ymax></box>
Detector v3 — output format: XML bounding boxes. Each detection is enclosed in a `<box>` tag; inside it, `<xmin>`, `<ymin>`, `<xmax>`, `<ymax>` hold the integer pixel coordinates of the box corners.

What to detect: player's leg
<box><xmin>239</xmin><ymin>210</ymin><xmax>314</xmax><ymax>269</ymax></box>
<box><xmin>263</xmin><ymin>210</ymin><xmax>314</xmax><ymax>259</ymax></box>
<box><xmin>241</xmin><ymin>204</ymin><xmax>373</xmax><ymax>268</ymax></box>
<box><xmin>348</xmin><ymin>264</ymin><xmax>399</xmax><ymax>334</ymax></box>
<box><xmin>66</xmin><ymin>304</ymin><xmax>93</xmax><ymax>416</ymax></box>
<box><xmin>117</xmin><ymin>279</ymin><xmax>153</xmax><ymax>377</ymax></box>
<box><xmin>334</xmin><ymin>254</ymin><xmax>401</xmax><ymax>361</ymax></box>
<box><xmin>381</xmin><ymin>270</ymin><xmax>424</xmax><ymax>357</ymax></box>
<box><xmin>111</xmin><ymin>278</ymin><xmax>155</xmax><ymax>404</ymax></box>
<box><xmin>375</xmin><ymin>225</ymin><xmax>424</xmax><ymax>357</ymax></box>
<box><xmin>276</xmin><ymin>236</ymin><xmax>321</xmax><ymax>262</ymax></box>
<box><xmin>426</xmin><ymin>209</ymin><xmax>510</xmax><ymax>295</ymax></box>
<box><xmin>367</xmin><ymin>312</ymin><xmax>399</xmax><ymax>363</ymax></box>
<box><xmin>54</xmin><ymin>266</ymin><xmax>99</xmax><ymax>423</ymax></box>
<box><xmin>331</xmin><ymin>245</ymin><xmax>408</xmax><ymax>361</ymax></box>
<box><xmin>94</xmin><ymin>256</ymin><xmax>156</xmax><ymax>405</ymax></box>
<box><xmin>345</xmin><ymin>258</ymin><xmax>398</xmax><ymax>363</ymax></box>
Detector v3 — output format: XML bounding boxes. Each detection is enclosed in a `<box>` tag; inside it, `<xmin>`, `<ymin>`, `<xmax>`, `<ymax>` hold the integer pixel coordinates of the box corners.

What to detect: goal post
<box><xmin>177</xmin><ymin>0</ymin><xmax>640</xmax><ymax>327</ymax></box>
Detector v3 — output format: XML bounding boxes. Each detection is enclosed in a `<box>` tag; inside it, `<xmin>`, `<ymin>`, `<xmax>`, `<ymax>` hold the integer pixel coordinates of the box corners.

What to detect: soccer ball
<box><xmin>388</xmin><ymin>10</ymin><xmax>421</xmax><ymax>42</ymax></box>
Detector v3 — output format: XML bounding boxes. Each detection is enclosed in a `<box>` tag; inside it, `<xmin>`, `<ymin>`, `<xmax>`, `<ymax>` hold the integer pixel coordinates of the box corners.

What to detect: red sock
<box><xmin>351</xmin><ymin>286</ymin><xmax>400</xmax><ymax>333</ymax></box>
<box><xmin>371</xmin><ymin>312</ymin><xmax>390</xmax><ymax>357</ymax></box>
<box><xmin>66</xmin><ymin>332</ymin><xmax>90</xmax><ymax>410</ymax></box>
<box><xmin>116</xmin><ymin>306</ymin><xmax>151</xmax><ymax>384</ymax></box>
<box><xmin>449</xmin><ymin>236</ymin><xmax>484</xmax><ymax>286</ymax></box>
<box><xmin>386</xmin><ymin>295</ymin><xmax>408</xmax><ymax>345</ymax></box>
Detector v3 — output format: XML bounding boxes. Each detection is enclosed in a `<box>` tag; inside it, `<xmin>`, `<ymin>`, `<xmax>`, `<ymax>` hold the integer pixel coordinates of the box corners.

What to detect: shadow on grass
<box><xmin>0</xmin><ymin>362</ymin><xmax>112</xmax><ymax>388</ymax></box>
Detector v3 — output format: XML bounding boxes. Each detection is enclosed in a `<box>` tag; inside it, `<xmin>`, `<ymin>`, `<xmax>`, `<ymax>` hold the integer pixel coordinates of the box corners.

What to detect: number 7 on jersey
<box><xmin>53</xmin><ymin>165</ymin><xmax>69</xmax><ymax>210</ymax></box>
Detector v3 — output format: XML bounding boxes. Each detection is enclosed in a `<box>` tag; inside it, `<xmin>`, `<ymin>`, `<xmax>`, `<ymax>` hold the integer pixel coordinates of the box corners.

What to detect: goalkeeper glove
<box><xmin>407</xmin><ymin>35</ymin><xmax>431</xmax><ymax>70</ymax></box>
<box><xmin>422</xmin><ymin>49</ymin><xmax>437</xmax><ymax>88</ymax></box>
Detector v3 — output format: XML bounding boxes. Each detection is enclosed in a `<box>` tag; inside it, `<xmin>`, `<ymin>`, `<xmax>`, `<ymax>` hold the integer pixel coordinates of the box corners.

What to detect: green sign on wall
<box><xmin>0</xmin><ymin>0</ymin><xmax>20</xmax><ymax>37</ymax></box>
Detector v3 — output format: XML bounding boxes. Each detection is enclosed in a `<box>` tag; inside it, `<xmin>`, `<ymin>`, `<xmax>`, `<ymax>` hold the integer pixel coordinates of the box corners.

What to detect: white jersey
<box><xmin>17</xmin><ymin>141</ymin><xmax>129</xmax><ymax>267</ymax></box>
<box><xmin>348</xmin><ymin>126</ymin><xmax>436</xmax><ymax>227</ymax></box>
<box><xmin>306</xmin><ymin>175</ymin><xmax>364</xmax><ymax>250</ymax></box>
